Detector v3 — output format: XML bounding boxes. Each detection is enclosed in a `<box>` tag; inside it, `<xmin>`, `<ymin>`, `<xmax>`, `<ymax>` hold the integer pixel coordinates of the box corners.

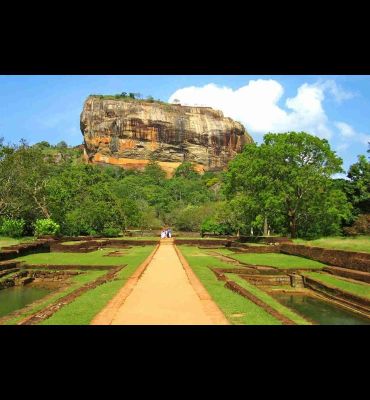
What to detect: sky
<box><xmin>0</xmin><ymin>75</ymin><xmax>369</xmax><ymax>173</ymax></box>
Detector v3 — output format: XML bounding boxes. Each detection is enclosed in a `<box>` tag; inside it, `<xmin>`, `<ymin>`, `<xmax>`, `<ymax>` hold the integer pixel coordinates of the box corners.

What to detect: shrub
<box><xmin>0</xmin><ymin>218</ymin><xmax>25</xmax><ymax>238</ymax></box>
<box><xmin>102</xmin><ymin>227</ymin><xmax>121</xmax><ymax>237</ymax></box>
<box><xmin>34</xmin><ymin>219</ymin><xmax>61</xmax><ymax>237</ymax></box>
<box><xmin>200</xmin><ymin>218</ymin><xmax>230</xmax><ymax>236</ymax></box>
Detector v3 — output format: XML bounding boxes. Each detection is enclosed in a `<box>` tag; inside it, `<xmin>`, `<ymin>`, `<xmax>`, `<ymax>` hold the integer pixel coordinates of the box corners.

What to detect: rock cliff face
<box><xmin>81</xmin><ymin>96</ymin><xmax>253</xmax><ymax>175</ymax></box>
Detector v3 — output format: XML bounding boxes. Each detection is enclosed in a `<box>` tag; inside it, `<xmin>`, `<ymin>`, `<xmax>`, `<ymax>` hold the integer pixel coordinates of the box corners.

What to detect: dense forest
<box><xmin>0</xmin><ymin>132</ymin><xmax>369</xmax><ymax>239</ymax></box>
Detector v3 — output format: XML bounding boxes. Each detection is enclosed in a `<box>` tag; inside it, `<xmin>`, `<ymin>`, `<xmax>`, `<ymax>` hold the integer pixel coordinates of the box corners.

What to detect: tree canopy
<box><xmin>224</xmin><ymin>132</ymin><xmax>352</xmax><ymax>238</ymax></box>
<box><xmin>0</xmin><ymin>133</ymin><xmax>367</xmax><ymax>239</ymax></box>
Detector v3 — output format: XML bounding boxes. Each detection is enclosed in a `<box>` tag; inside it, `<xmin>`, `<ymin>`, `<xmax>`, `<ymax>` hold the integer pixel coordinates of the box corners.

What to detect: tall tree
<box><xmin>224</xmin><ymin>132</ymin><xmax>350</xmax><ymax>238</ymax></box>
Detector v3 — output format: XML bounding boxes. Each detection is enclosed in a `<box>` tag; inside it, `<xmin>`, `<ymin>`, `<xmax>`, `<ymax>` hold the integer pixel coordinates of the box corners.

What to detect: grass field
<box><xmin>3</xmin><ymin>245</ymin><xmax>155</xmax><ymax>325</ymax></box>
<box><xmin>303</xmin><ymin>271</ymin><xmax>370</xmax><ymax>299</ymax></box>
<box><xmin>15</xmin><ymin>247</ymin><xmax>150</xmax><ymax>266</ymax></box>
<box><xmin>41</xmin><ymin>245</ymin><xmax>155</xmax><ymax>325</ymax></box>
<box><xmin>293</xmin><ymin>236</ymin><xmax>370</xmax><ymax>253</ymax></box>
<box><xmin>0</xmin><ymin>236</ymin><xmax>35</xmax><ymax>250</ymax></box>
<box><xmin>216</xmin><ymin>251</ymin><xmax>326</xmax><ymax>269</ymax></box>
<box><xmin>179</xmin><ymin>245</ymin><xmax>281</xmax><ymax>324</ymax></box>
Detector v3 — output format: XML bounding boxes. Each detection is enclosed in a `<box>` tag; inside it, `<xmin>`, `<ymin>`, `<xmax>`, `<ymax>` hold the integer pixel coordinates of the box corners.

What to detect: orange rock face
<box><xmin>81</xmin><ymin>96</ymin><xmax>253</xmax><ymax>176</ymax></box>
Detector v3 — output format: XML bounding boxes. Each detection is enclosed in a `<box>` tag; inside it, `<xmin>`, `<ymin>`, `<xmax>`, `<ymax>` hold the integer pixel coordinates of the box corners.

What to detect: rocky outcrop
<box><xmin>80</xmin><ymin>96</ymin><xmax>253</xmax><ymax>175</ymax></box>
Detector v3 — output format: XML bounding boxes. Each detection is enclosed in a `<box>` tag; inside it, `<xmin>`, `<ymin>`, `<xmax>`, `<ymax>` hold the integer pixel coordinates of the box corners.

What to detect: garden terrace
<box><xmin>302</xmin><ymin>273</ymin><xmax>370</xmax><ymax>316</ymax></box>
<box><xmin>178</xmin><ymin>245</ymin><xmax>370</xmax><ymax>324</ymax></box>
<box><xmin>210</xmin><ymin>249</ymin><xmax>327</xmax><ymax>270</ymax></box>
<box><xmin>1</xmin><ymin>236</ymin><xmax>369</xmax><ymax>325</ymax></box>
<box><xmin>323</xmin><ymin>266</ymin><xmax>370</xmax><ymax>284</ymax></box>
<box><xmin>293</xmin><ymin>236</ymin><xmax>370</xmax><ymax>254</ymax></box>
<box><xmin>0</xmin><ymin>245</ymin><xmax>156</xmax><ymax>325</ymax></box>
<box><xmin>0</xmin><ymin>236</ymin><xmax>35</xmax><ymax>250</ymax></box>
<box><xmin>280</xmin><ymin>243</ymin><xmax>370</xmax><ymax>273</ymax></box>
<box><xmin>0</xmin><ymin>239</ymin><xmax>55</xmax><ymax>261</ymax></box>
<box><xmin>178</xmin><ymin>245</ymin><xmax>310</xmax><ymax>325</ymax></box>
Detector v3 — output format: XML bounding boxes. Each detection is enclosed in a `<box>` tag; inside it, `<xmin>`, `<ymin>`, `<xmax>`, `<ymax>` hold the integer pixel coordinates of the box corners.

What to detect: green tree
<box><xmin>34</xmin><ymin>141</ymin><xmax>51</xmax><ymax>149</ymax></box>
<box><xmin>224</xmin><ymin>132</ymin><xmax>350</xmax><ymax>238</ymax></box>
<box><xmin>143</xmin><ymin>161</ymin><xmax>166</xmax><ymax>185</ymax></box>
<box><xmin>56</xmin><ymin>141</ymin><xmax>68</xmax><ymax>149</ymax></box>
<box><xmin>0</xmin><ymin>145</ymin><xmax>53</xmax><ymax>225</ymax></box>
<box><xmin>346</xmin><ymin>154</ymin><xmax>370</xmax><ymax>214</ymax></box>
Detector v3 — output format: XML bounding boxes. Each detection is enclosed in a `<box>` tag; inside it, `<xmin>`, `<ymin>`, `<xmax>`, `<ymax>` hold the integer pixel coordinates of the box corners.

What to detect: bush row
<box><xmin>0</xmin><ymin>218</ymin><xmax>61</xmax><ymax>238</ymax></box>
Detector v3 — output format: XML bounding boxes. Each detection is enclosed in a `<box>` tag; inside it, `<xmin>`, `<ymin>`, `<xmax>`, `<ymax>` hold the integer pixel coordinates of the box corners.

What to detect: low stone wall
<box><xmin>0</xmin><ymin>269</ymin><xmax>79</xmax><ymax>291</ymax></box>
<box><xmin>229</xmin><ymin>245</ymin><xmax>280</xmax><ymax>253</ymax></box>
<box><xmin>51</xmin><ymin>238</ymin><xmax>155</xmax><ymax>252</ymax></box>
<box><xmin>30</xmin><ymin>270</ymin><xmax>80</xmax><ymax>280</ymax></box>
<box><xmin>0</xmin><ymin>268</ymin><xmax>19</xmax><ymax>279</ymax></box>
<box><xmin>225</xmin><ymin>281</ymin><xmax>296</xmax><ymax>324</ymax></box>
<box><xmin>22</xmin><ymin>263</ymin><xmax>120</xmax><ymax>271</ymax></box>
<box><xmin>239</xmin><ymin>274</ymin><xmax>291</xmax><ymax>286</ymax></box>
<box><xmin>323</xmin><ymin>266</ymin><xmax>370</xmax><ymax>284</ymax></box>
<box><xmin>0</xmin><ymin>240</ymin><xmax>53</xmax><ymax>261</ymax></box>
<box><xmin>304</xmin><ymin>276</ymin><xmax>370</xmax><ymax>313</ymax></box>
<box><xmin>50</xmin><ymin>240</ymin><xmax>111</xmax><ymax>253</ymax></box>
<box><xmin>107</xmin><ymin>240</ymin><xmax>158</xmax><ymax>247</ymax></box>
<box><xmin>280</xmin><ymin>244</ymin><xmax>370</xmax><ymax>272</ymax></box>
<box><xmin>19</xmin><ymin>265</ymin><xmax>125</xmax><ymax>325</ymax></box>
<box><xmin>0</xmin><ymin>260</ymin><xmax>20</xmax><ymax>271</ymax></box>
<box><xmin>0</xmin><ymin>270</ymin><xmax>29</xmax><ymax>290</ymax></box>
<box><xmin>175</xmin><ymin>239</ymin><xmax>229</xmax><ymax>246</ymax></box>
<box><xmin>238</xmin><ymin>236</ymin><xmax>292</xmax><ymax>244</ymax></box>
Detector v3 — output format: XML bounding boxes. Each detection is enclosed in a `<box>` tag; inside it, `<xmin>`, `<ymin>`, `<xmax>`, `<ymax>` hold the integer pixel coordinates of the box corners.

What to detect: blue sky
<box><xmin>0</xmin><ymin>75</ymin><xmax>369</xmax><ymax>173</ymax></box>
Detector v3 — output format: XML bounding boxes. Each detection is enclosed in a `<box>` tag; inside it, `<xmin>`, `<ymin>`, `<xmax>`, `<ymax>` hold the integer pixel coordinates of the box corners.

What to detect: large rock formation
<box><xmin>81</xmin><ymin>96</ymin><xmax>253</xmax><ymax>175</ymax></box>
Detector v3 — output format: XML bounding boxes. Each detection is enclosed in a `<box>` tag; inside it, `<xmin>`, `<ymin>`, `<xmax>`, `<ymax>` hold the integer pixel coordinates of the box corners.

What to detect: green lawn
<box><xmin>179</xmin><ymin>245</ymin><xmax>281</xmax><ymax>325</ymax></box>
<box><xmin>293</xmin><ymin>236</ymin><xmax>370</xmax><ymax>253</ymax></box>
<box><xmin>0</xmin><ymin>236</ymin><xmax>35</xmax><ymax>250</ymax></box>
<box><xmin>226</xmin><ymin>252</ymin><xmax>326</xmax><ymax>269</ymax></box>
<box><xmin>41</xmin><ymin>245</ymin><xmax>155</xmax><ymax>325</ymax></box>
<box><xmin>213</xmin><ymin>248</ymin><xmax>244</xmax><ymax>255</ymax></box>
<box><xmin>303</xmin><ymin>271</ymin><xmax>370</xmax><ymax>299</ymax></box>
<box><xmin>15</xmin><ymin>247</ymin><xmax>148</xmax><ymax>266</ymax></box>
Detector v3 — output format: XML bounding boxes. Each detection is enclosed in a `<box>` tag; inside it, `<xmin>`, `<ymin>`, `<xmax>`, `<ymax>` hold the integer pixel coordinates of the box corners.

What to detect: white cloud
<box><xmin>315</xmin><ymin>80</ymin><xmax>355</xmax><ymax>103</ymax></box>
<box><xmin>335</xmin><ymin>121</ymin><xmax>370</xmax><ymax>147</ymax></box>
<box><xmin>168</xmin><ymin>79</ymin><xmax>348</xmax><ymax>140</ymax></box>
<box><xmin>335</xmin><ymin>122</ymin><xmax>356</xmax><ymax>138</ymax></box>
<box><xmin>336</xmin><ymin>143</ymin><xmax>349</xmax><ymax>152</ymax></box>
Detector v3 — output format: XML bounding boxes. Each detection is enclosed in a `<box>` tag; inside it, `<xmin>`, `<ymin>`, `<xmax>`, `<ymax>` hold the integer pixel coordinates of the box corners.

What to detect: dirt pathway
<box><xmin>91</xmin><ymin>240</ymin><xmax>228</xmax><ymax>325</ymax></box>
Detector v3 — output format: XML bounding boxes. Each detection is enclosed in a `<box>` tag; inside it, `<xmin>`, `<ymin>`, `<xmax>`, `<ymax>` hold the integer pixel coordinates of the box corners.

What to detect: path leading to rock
<box><xmin>91</xmin><ymin>240</ymin><xmax>228</xmax><ymax>325</ymax></box>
